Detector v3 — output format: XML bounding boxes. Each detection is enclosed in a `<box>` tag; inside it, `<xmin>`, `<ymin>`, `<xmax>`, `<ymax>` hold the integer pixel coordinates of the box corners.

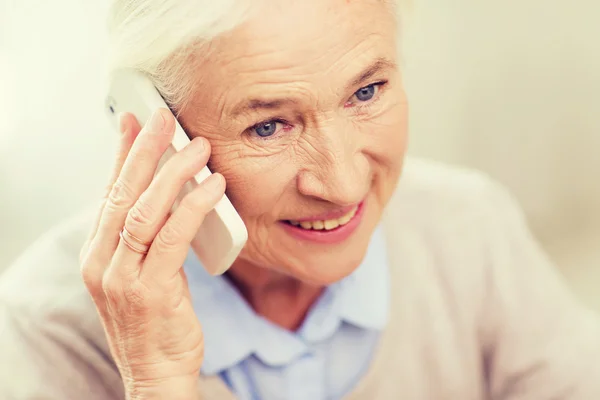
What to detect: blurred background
<box><xmin>1</xmin><ymin>1</ymin><xmax>599</xmax><ymax>308</ymax></box>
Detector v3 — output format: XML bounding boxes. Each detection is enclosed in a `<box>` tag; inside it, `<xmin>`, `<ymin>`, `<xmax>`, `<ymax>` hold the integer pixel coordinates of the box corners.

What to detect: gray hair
<box><xmin>107</xmin><ymin>0</ymin><xmax>403</xmax><ymax>115</ymax></box>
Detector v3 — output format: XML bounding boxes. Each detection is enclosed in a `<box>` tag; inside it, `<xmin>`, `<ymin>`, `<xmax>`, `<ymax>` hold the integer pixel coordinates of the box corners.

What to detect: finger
<box><xmin>80</xmin><ymin>114</ymin><xmax>143</xmax><ymax>290</ymax></box>
<box><xmin>141</xmin><ymin>173</ymin><xmax>226</xmax><ymax>282</ymax></box>
<box><xmin>83</xmin><ymin>114</ymin><xmax>142</xmax><ymax>256</ymax></box>
<box><xmin>110</xmin><ymin>136</ymin><xmax>211</xmax><ymax>272</ymax></box>
<box><xmin>89</xmin><ymin>108</ymin><xmax>176</xmax><ymax>263</ymax></box>
<box><xmin>110</xmin><ymin>113</ymin><xmax>144</xmax><ymax>195</ymax></box>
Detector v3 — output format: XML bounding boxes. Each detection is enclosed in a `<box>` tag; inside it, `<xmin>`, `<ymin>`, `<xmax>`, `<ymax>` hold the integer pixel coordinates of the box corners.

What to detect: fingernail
<box><xmin>204</xmin><ymin>174</ymin><xmax>224</xmax><ymax>191</ymax></box>
<box><xmin>118</xmin><ymin>113</ymin><xmax>128</xmax><ymax>135</ymax></box>
<box><xmin>193</xmin><ymin>137</ymin><xmax>205</xmax><ymax>152</ymax></box>
<box><xmin>148</xmin><ymin>109</ymin><xmax>165</xmax><ymax>133</ymax></box>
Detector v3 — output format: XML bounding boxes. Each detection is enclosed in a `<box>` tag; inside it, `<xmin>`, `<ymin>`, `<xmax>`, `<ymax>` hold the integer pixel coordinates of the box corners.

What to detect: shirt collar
<box><xmin>336</xmin><ymin>226</ymin><xmax>390</xmax><ymax>329</ymax></box>
<box><xmin>183</xmin><ymin>225</ymin><xmax>390</xmax><ymax>376</ymax></box>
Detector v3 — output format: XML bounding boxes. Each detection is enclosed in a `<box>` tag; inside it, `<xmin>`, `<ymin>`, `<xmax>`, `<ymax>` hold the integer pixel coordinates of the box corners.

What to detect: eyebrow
<box><xmin>231</xmin><ymin>98</ymin><xmax>299</xmax><ymax>118</ymax></box>
<box><xmin>347</xmin><ymin>57</ymin><xmax>397</xmax><ymax>90</ymax></box>
<box><xmin>230</xmin><ymin>57</ymin><xmax>397</xmax><ymax>117</ymax></box>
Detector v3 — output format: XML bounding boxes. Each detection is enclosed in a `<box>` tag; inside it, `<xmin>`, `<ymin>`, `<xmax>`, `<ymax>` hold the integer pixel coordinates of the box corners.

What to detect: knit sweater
<box><xmin>1</xmin><ymin>158</ymin><xmax>599</xmax><ymax>400</ymax></box>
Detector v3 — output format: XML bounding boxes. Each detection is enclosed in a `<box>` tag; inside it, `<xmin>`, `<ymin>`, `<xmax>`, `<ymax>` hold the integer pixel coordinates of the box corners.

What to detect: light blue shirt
<box><xmin>183</xmin><ymin>227</ymin><xmax>390</xmax><ymax>400</ymax></box>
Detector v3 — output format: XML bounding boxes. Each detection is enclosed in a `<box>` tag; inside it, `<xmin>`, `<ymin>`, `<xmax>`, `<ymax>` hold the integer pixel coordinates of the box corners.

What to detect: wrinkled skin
<box><xmin>178</xmin><ymin>0</ymin><xmax>408</xmax><ymax>321</ymax></box>
<box><xmin>81</xmin><ymin>1</ymin><xmax>408</xmax><ymax>395</ymax></box>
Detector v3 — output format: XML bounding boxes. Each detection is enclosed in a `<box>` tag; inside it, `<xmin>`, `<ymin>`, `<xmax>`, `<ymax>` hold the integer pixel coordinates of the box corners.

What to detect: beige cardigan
<box><xmin>1</xmin><ymin>158</ymin><xmax>599</xmax><ymax>399</ymax></box>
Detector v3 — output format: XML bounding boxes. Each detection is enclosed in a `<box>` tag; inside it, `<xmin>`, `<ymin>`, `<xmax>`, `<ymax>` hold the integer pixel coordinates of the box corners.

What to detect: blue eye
<box><xmin>354</xmin><ymin>84</ymin><xmax>377</xmax><ymax>102</ymax></box>
<box><xmin>254</xmin><ymin>121</ymin><xmax>278</xmax><ymax>137</ymax></box>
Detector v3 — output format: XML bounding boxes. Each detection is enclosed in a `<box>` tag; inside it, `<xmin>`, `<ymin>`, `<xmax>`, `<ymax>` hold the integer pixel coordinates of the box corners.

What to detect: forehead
<box><xmin>220</xmin><ymin>0</ymin><xmax>396</xmax><ymax>58</ymax></box>
<box><xmin>186</xmin><ymin>0</ymin><xmax>397</xmax><ymax>113</ymax></box>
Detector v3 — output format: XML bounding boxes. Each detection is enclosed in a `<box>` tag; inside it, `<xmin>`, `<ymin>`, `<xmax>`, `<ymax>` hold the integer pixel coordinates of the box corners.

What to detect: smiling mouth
<box><xmin>284</xmin><ymin>205</ymin><xmax>359</xmax><ymax>231</ymax></box>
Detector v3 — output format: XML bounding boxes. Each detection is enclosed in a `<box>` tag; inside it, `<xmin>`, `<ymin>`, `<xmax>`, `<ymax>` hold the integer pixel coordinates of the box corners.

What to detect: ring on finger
<box><xmin>119</xmin><ymin>227</ymin><xmax>152</xmax><ymax>255</ymax></box>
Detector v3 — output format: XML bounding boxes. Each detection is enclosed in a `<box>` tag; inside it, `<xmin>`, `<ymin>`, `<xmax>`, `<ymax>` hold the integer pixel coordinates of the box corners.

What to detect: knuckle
<box><xmin>124</xmin><ymin>281</ymin><xmax>152</xmax><ymax>308</ymax></box>
<box><xmin>80</xmin><ymin>262</ymin><xmax>102</xmax><ymax>294</ymax></box>
<box><xmin>154</xmin><ymin>223</ymin><xmax>184</xmax><ymax>253</ymax></box>
<box><xmin>120</xmin><ymin>287</ymin><xmax>147</xmax><ymax>311</ymax></box>
<box><xmin>102</xmin><ymin>274</ymin><xmax>150</xmax><ymax>311</ymax></box>
<box><xmin>101</xmin><ymin>265</ymin><xmax>152</xmax><ymax>308</ymax></box>
<box><xmin>127</xmin><ymin>199</ymin><xmax>155</xmax><ymax>228</ymax></box>
<box><xmin>101</xmin><ymin>275</ymin><xmax>123</xmax><ymax>299</ymax></box>
<box><xmin>107</xmin><ymin>178</ymin><xmax>137</xmax><ymax>209</ymax></box>
<box><xmin>102</xmin><ymin>183</ymin><xmax>113</xmax><ymax>200</ymax></box>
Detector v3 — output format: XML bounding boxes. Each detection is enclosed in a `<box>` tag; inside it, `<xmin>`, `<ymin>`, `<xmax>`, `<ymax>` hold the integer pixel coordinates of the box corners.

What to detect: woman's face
<box><xmin>179</xmin><ymin>0</ymin><xmax>408</xmax><ymax>285</ymax></box>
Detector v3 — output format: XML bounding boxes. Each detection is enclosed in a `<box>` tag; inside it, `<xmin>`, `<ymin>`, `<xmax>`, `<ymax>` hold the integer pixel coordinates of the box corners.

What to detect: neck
<box><xmin>225</xmin><ymin>260</ymin><xmax>324</xmax><ymax>331</ymax></box>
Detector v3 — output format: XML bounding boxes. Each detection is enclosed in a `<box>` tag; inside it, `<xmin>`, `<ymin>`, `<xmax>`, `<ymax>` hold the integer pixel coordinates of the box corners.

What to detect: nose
<box><xmin>297</xmin><ymin>122</ymin><xmax>370</xmax><ymax>206</ymax></box>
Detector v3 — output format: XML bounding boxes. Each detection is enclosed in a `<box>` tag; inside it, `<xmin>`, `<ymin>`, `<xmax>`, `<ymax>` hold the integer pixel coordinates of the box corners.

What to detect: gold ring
<box><xmin>119</xmin><ymin>227</ymin><xmax>151</xmax><ymax>255</ymax></box>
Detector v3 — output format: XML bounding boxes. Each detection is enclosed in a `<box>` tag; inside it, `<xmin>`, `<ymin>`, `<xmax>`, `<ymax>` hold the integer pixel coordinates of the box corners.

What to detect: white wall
<box><xmin>1</xmin><ymin>0</ymin><xmax>599</xmax><ymax>304</ymax></box>
<box><xmin>403</xmin><ymin>0</ymin><xmax>600</xmax><ymax>239</ymax></box>
<box><xmin>400</xmin><ymin>0</ymin><xmax>600</xmax><ymax>307</ymax></box>
<box><xmin>1</xmin><ymin>0</ymin><xmax>114</xmax><ymax>261</ymax></box>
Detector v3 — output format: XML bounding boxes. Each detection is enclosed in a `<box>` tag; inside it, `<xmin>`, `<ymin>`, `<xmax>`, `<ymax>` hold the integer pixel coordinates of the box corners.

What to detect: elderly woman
<box><xmin>1</xmin><ymin>0</ymin><xmax>599</xmax><ymax>399</ymax></box>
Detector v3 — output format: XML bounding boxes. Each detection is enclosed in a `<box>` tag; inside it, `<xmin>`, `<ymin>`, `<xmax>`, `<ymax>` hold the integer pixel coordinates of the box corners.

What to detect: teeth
<box><xmin>338</xmin><ymin>212</ymin><xmax>353</xmax><ymax>225</ymax></box>
<box><xmin>288</xmin><ymin>206</ymin><xmax>358</xmax><ymax>231</ymax></box>
<box><xmin>300</xmin><ymin>222</ymin><xmax>312</xmax><ymax>229</ymax></box>
<box><xmin>324</xmin><ymin>220</ymin><xmax>339</xmax><ymax>230</ymax></box>
<box><xmin>312</xmin><ymin>220</ymin><xmax>324</xmax><ymax>230</ymax></box>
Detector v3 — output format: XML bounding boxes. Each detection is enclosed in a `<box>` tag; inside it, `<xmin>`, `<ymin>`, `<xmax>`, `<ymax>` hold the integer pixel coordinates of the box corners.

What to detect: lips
<box><xmin>280</xmin><ymin>201</ymin><xmax>366</xmax><ymax>244</ymax></box>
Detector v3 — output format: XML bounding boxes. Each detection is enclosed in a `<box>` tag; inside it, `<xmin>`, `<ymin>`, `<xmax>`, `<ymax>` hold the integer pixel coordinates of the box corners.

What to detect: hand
<box><xmin>79</xmin><ymin>109</ymin><xmax>225</xmax><ymax>399</ymax></box>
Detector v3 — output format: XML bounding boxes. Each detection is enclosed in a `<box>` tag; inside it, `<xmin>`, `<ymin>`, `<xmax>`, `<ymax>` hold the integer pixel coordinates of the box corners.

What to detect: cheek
<box><xmin>359</xmin><ymin>92</ymin><xmax>408</xmax><ymax>209</ymax></box>
<box><xmin>209</xmin><ymin>146</ymin><xmax>297</xmax><ymax>221</ymax></box>
<box><xmin>363</xmin><ymin>93</ymin><xmax>409</xmax><ymax>171</ymax></box>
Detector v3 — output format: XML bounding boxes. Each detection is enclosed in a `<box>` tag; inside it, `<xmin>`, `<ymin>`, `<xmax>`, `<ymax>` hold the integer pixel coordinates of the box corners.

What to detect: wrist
<box><xmin>125</xmin><ymin>376</ymin><xmax>198</xmax><ymax>400</ymax></box>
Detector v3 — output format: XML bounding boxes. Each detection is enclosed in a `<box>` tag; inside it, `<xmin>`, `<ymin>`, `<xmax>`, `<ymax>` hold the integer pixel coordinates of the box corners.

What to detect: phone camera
<box><xmin>105</xmin><ymin>96</ymin><xmax>117</xmax><ymax>116</ymax></box>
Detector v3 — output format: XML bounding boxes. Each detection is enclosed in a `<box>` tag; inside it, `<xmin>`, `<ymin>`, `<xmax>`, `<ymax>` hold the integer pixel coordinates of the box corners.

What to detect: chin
<box><xmin>285</xmin><ymin>214</ymin><xmax>380</xmax><ymax>285</ymax></box>
<box><xmin>298</xmin><ymin>248</ymin><xmax>370</xmax><ymax>285</ymax></box>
